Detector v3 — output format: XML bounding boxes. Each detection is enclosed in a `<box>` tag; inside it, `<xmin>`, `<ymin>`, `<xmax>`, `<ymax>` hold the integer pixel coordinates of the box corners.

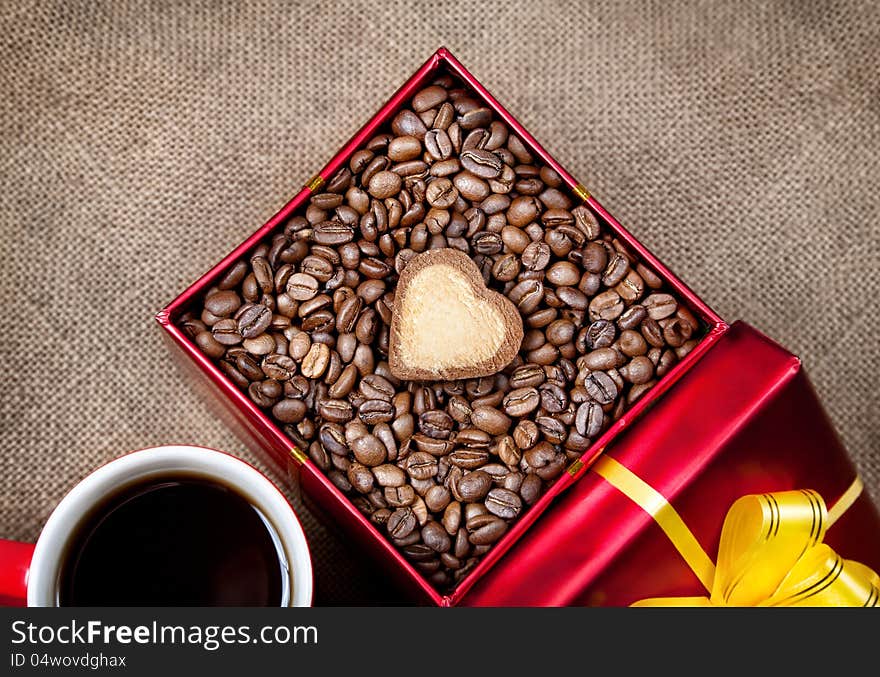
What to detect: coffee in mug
<box><xmin>60</xmin><ymin>475</ymin><xmax>287</xmax><ymax>606</ymax></box>
<box><xmin>0</xmin><ymin>446</ymin><xmax>313</xmax><ymax>607</ymax></box>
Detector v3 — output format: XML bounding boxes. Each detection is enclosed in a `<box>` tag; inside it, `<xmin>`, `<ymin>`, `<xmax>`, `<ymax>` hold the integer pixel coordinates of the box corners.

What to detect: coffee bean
<box><xmin>422</xmin><ymin>521</ymin><xmax>452</xmax><ymax>553</ymax></box>
<box><xmin>286</xmin><ymin>273</ymin><xmax>319</xmax><ymax>301</ymax></box>
<box><xmin>455</xmin><ymin>428</ymin><xmax>491</xmax><ymax>449</ymax></box>
<box><xmin>313</xmin><ymin>220</ymin><xmax>355</xmax><ymax>246</ymax></box>
<box><xmin>485</xmin><ymin>488</ymin><xmax>522</xmax><ymax>519</ymax></box>
<box><xmin>576</xmin><ymin>401</ymin><xmax>605</xmax><ymax>438</ymax></box>
<box><xmin>539</xmin><ymin>383</ymin><xmax>568</xmax><ymax>413</ymax></box>
<box><xmin>582</xmin><ymin>347</ymin><xmax>623</xmax><ymax>371</ymax></box>
<box><xmin>468</xmin><ymin>515</ymin><xmax>507</xmax><ymax>545</ymax></box>
<box><xmin>359</xmin><ymin>399</ymin><xmax>395</xmax><ymax>425</ymax></box>
<box><xmin>420</xmin><ymin>409</ymin><xmax>455</xmax><ymax>439</ymax></box>
<box><xmin>470</xmin><ymin>406</ymin><xmax>511</xmax><ymax>435</ymax></box>
<box><xmin>457</xmin><ymin>470</ymin><xmax>491</xmax><ymax>502</ymax></box>
<box><xmin>589</xmin><ymin>290</ymin><xmax>624</xmax><ymax>322</ymax></box>
<box><xmin>424</xmin><ymin>485</ymin><xmax>452</xmax><ymax>512</ymax></box>
<box><xmin>584</xmin><ymin>371</ymin><xmax>618</xmax><ymax>405</ymax></box>
<box><xmin>643</xmin><ymin>293</ymin><xmax>678</xmax><ymax>320</ymax></box>
<box><xmin>237</xmin><ymin>304</ymin><xmax>272</xmax><ymax>339</ymax></box>
<box><xmin>195</xmin><ymin>330</ymin><xmax>226</xmax><ymax>358</ymax></box>
<box><xmin>405</xmin><ymin>451</ymin><xmax>439</xmax><ymax>480</ymax></box>
<box><xmin>620</xmin><ymin>355</ymin><xmax>654</xmax><ymax>384</ymax></box>
<box><xmin>449</xmin><ymin>449</ymin><xmax>491</xmax><ymax>470</ymax></box>
<box><xmin>371</xmin><ymin>463</ymin><xmax>405</xmax><ymax>487</ymax></box>
<box><xmin>387</xmin><ymin>135</ymin><xmax>422</xmax><ymax>162</ymax></box>
<box><xmin>521</xmin><ymin>241</ymin><xmax>551</xmax><ymax>271</ymax></box>
<box><xmin>460</xmin><ymin>149</ymin><xmax>503</xmax><ymax>179</ymax></box>
<box><xmin>602</xmin><ymin>252</ymin><xmax>630</xmax><ymax>287</ymax></box>
<box><xmin>387</xmin><ymin>507</ymin><xmax>417</xmax><ymax>539</ymax></box>
<box><xmin>204</xmin><ymin>290</ymin><xmax>241</xmax><ymax>317</ymax></box>
<box><xmin>318</xmin><ymin>398</ymin><xmax>354</xmax><ymax>423</ymax></box>
<box><xmin>301</xmin><ymin>342</ymin><xmax>330</xmax><ymax>378</ymax></box>
<box><xmin>348</xmin><ymin>434</ymin><xmax>385</xmax><ymax>467</ymax></box>
<box><xmin>248</xmin><ymin>379</ymin><xmax>281</xmax><ymax>408</ymax></box>
<box><xmin>262</xmin><ymin>353</ymin><xmax>297</xmax><ymax>380</ymax></box>
<box><xmin>502</xmin><ymin>387</ymin><xmax>540</xmax><ymax>417</ymax></box>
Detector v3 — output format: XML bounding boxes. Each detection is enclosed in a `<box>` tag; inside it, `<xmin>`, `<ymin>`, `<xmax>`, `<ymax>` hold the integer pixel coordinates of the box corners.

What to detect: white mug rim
<box><xmin>27</xmin><ymin>445</ymin><xmax>313</xmax><ymax>607</ymax></box>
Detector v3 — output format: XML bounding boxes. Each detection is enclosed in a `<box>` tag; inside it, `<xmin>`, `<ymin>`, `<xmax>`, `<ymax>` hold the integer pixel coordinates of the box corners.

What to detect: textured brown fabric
<box><xmin>1</xmin><ymin>1</ymin><xmax>878</xmax><ymax>605</ymax></box>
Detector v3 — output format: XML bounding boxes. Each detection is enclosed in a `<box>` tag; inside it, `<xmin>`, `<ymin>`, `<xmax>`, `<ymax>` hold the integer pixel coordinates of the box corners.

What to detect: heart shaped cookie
<box><xmin>389</xmin><ymin>249</ymin><xmax>524</xmax><ymax>381</ymax></box>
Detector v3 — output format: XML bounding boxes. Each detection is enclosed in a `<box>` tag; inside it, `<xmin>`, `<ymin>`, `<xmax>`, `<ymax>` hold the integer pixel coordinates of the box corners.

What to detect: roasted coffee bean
<box><xmin>301</xmin><ymin>342</ymin><xmax>330</xmax><ymax>378</ymax></box>
<box><xmin>347</xmin><ymin>463</ymin><xmax>375</xmax><ymax>494</ymax></box>
<box><xmin>485</xmin><ymin>488</ymin><xmax>522</xmax><ymax>519</ymax></box>
<box><xmin>643</xmin><ymin>293</ymin><xmax>678</xmax><ymax>320</ymax></box>
<box><xmin>359</xmin><ymin>399</ymin><xmax>395</xmax><ymax>425</ymax></box>
<box><xmin>195</xmin><ymin>331</ymin><xmax>226</xmax><ymax>358</ymax></box>
<box><xmin>521</xmin><ymin>241</ymin><xmax>551</xmax><ymax>271</ymax></box>
<box><xmin>502</xmin><ymin>387</ymin><xmax>540</xmax><ymax>417</ymax></box>
<box><xmin>248</xmin><ymin>379</ymin><xmax>281</xmax><ymax>408</ymax></box>
<box><xmin>460</xmin><ymin>149</ymin><xmax>503</xmax><ymax>179</ymax></box>
<box><xmin>420</xmin><ymin>409</ymin><xmax>454</xmax><ymax>439</ymax></box>
<box><xmin>424</xmin><ymin>485</ymin><xmax>452</xmax><ymax>512</ymax></box>
<box><xmin>359</xmin><ymin>374</ymin><xmax>395</xmax><ymax>401</ymax></box>
<box><xmin>385</xmin><ymin>485</ymin><xmax>416</xmax><ymax>508</ymax></box>
<box><xmin>538</xmin><ymin>383</ymin><xmax>568</xmax><ymax>413</ymax></box>
<box><xmin>318</xmin><ymin>398</ymin><xmax>354</xmax><ymax>423</ymax></box>
<box><xmin>204</xmin><ymin>290</ymin><xmax>241</xmax><ymax>317</ymax></box>
<box><xmin>620</xmin><ymin>355</ymin><xmax>654</xmax><ymax>384</ymax></box>
<box><xmin>619</xmin><ymin>329</ymin><xmax>648</xmax><ymax>356</ymax></box>
<box><xmin>467</xmin><ymin>515</ymin><xmax>507</xmax><ymax>545</ymax></box>
<box><xmin>513</xmin><ymin>420</ymin><xmax>539</xmax><ymax>450</ymax></box>
<box><xmin>497</xmin><ymin>436</ymin><xmax>522</xmax><ymax>467</ymax></box>
<box><xmin>582</xmin><ymin>347</ymin><xmax>624</xmax><ymax>371</ymax></box>
<box><xmin>350</xmin><ymin>434</ymin><xmax>387</xmax><ymax>467</ymax></box>
<box><xmin>536</xmin><ymin>416</ymin><xmax>567</xmax><ymax>444</ymax></box>
<box><xmin>422</xmin><ymin>521</ymin><xmax>452</xmax><ymax>553</ymax></box>
<box><xmin>262</xmin><ymin>354</ymin><xmax>297</xmax><ymax>380</ymax></box>
<box><xmin>405</xmin><ymin>451</ymin><xmax>439</xmax><ymax>480</ymax></box>
<box><xmin>455</xmin><ymin>428</ymin><xmax>491</xmax><ymax>449</ymax></box>
<box><xmin>509</xmin><ymin>364</ymin><xmax>546</xmax><ymax>389</ymax></box>
<box><xmin>272</xmin><ymin>398</ymin><xmax>307</xmax><ymax>424</ymax></box>
<box><xmin>243</xmin><ymin>333</ymin><xmax>277</xmax><ymax>355</ymax></box>
<box><xmin>576</xmin><ymin>401</ymin><xmax>605</xmax><ymax>438</ymax></box>
<box><xmin>470</xmin><ymin>406</ymin><xmax>511</xmax><ymax>435</ymax></box>
<box><xmin>449</xmin><ymin>449</ymin><xmax>491</xmax><ymax>470</ymax></box>
<box><xmin>641</xmin><ymin>318</ymin><xmax>665</xmax><ymax>347</ymax></box>
<box><xmin>584</xmin><ymin>371</ymin><xmax>619</xmax><ymax>405</ymax></box>
<box><xmin>237</xmin><ymin>304</ymin><xmax>272</xmax><ymax>339</ymax></box>
<box><xmin>387</xmin><ymin>135</ymin><xmax>422</xmax><ymax>161</ymax></box>
<box><xmin>457</xmin><ymin>470</ymin><xmax>491</xmax><ymax>502</ymax></box>
<box><xmin>589</xmin><ymin>290</ymin><xmax>624</xmax><ymax>322</ymax></box>
<box><xmin>387</xmin><ymin>507</ymin><xmax>417</xmax><ymax>539</ymax></box>
<box><xmin>285</xmin><ymin>273</ymin><xmax>319</xmax><ymax>301</ymax></box>
<box><xmin>508</xmin><ymin>279</ymin><xmax>544</xmax><ymax>315</ymax></box>
<box><xmin>661</xmin><ymin>317</ymin><xmax>692</xmax><ymax>347</ymax></box>
<box><xmin>372</xmin><ymin>463</ymin><xmax>406</xmax><ymax>487</ymax></box>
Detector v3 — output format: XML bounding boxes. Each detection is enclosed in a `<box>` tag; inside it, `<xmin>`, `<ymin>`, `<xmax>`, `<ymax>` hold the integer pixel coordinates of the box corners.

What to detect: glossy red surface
<box><xmin>0</xmin><ymin>539</ymin><xmax>34</xmax><ymax>607</ymax></box>
<box><xmin>461</xmin><ymin>321</ymin><xmax>880</xmax><ymax>605</ymax></box>
<box><xmin>155</xmin><ymin>49</ymin><xmax>880</xmax><ymax>606</ymax></box>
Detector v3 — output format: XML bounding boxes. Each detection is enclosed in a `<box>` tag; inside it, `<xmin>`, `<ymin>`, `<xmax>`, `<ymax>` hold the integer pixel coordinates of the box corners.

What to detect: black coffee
<box><xmin>59</xmin><ymin>477</ymin><xmax>286</xmax><ymax>606</ymax></box>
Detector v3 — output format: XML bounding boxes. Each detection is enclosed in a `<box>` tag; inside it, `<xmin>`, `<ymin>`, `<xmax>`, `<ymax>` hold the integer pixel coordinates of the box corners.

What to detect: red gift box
<box><xmin>157</xmin><ymin>49</ymin><xmax>879</xmax><ymax>605</ymax></box>
<box><xmin>461</xmin><ymin>321</ymin><xmax>880</xmax><ymax>605</ymax></box>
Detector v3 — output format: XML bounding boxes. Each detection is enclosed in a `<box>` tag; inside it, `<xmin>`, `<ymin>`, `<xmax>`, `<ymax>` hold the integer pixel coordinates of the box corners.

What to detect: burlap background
<box><xmin>1</xmin><ymin>1</ymin><xmax>878</xmax><ymax>604</ymax></box>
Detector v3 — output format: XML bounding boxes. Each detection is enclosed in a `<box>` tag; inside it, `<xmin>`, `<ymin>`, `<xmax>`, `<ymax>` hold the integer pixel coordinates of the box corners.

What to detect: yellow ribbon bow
<box><xmin>592</xmin><ymin>457</ymin><xmax>880</xmax><ymax>607</ymax></box>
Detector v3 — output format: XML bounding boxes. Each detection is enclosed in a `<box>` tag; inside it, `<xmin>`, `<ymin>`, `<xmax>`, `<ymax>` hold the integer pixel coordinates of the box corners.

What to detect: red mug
<box><xmin>0</xmin><ymin>445</ymin><xmax>313</xmax><ymax>606</ymax></box>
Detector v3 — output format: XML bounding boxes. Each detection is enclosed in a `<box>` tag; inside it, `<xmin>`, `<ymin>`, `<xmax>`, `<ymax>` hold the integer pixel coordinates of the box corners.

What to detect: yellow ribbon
<box><xmin>592</xmin><ymin>456</ymin><xmax>880</xmax><ymax>607</ymax></box>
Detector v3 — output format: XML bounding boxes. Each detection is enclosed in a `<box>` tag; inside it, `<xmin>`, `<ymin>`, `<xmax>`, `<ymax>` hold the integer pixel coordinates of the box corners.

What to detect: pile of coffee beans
<box><xmin>181</xmin><ymin>73</ymin><xmax>702</xmax><ymax>591</ymax></box>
